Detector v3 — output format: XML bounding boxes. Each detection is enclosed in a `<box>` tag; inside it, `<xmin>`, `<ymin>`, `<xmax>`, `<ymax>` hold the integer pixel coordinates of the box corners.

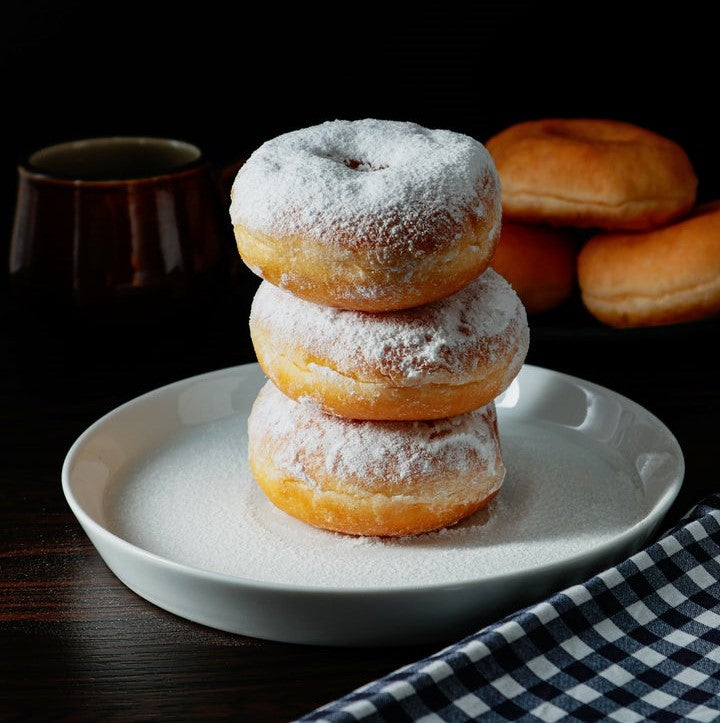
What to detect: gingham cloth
<box><xmin>301</xmin><ymin>495</ymin><xmax>720</xmax><ymax>722</ymax></box>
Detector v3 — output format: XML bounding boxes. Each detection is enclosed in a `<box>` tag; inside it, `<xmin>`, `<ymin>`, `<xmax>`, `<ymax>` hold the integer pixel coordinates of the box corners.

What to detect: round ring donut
<box><xmin>248</xmin><ymin>381</ymin><xmax>505</xmax><ymax>537</ymax></box>
<box><xmin>486</xmin><ymin>119</ymin><xmax>697</xmax><ymax>231</ymax></box>
<box><xmin>230</xmin><ymin>119</ymin><xmax>501</xmax><ymax>311</ymax></box>
<box><xmin>578</xmin><ymin>201</ymin><xmax>720</xmax><ymax>328</ymax></box>
<box><xmin>250</xmin><ymin>268</ymin><xmax>529</xmax><ymax>421</ymax></box>
<box><xmin>490</xmin><ymin>221</ymin><xmax>577</xmax><ymax>314</ymax></box>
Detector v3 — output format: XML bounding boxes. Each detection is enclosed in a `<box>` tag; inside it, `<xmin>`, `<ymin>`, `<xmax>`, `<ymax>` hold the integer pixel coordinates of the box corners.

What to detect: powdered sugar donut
<box><xmin>230</xmin><ymin>119</ymin><xmax>501</xmax><ymax>311</ymax></box>
<box><xmin>248</xmin><ymin>381</ymin><xmax>505</xmax><ymax>536</ymax></box>
<box><xmin>250</xmin><ymin>268</ymin><xmax>529</xmax><ymax>421</ymax></box>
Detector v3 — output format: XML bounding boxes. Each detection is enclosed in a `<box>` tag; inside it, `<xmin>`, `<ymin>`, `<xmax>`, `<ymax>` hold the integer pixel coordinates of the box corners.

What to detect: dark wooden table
<box><xmin>2</xmin><ymin>282</ymin><xmax>718</xmax><ymax>722</ymax></box>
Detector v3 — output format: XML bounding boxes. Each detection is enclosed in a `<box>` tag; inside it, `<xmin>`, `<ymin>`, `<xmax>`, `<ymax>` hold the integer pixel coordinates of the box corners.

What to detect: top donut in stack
<box><xmin>232</xmin><ymin>119</ymin><xmax>502</xmax><ymax>312</ymax></box>
<box><xmin>230</xmin><ymin>119</ymin><xmax>529</xmax><ymax>422</ymax></box>
<box><xmin>229</xmin><ymin>119</ymin><xmax>529</xmax><ymax>537</ymax></box>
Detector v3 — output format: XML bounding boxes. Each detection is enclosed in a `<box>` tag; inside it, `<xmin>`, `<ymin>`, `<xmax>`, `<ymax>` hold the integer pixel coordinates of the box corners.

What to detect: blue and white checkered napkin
<box><xmin>300</xmin><ymin>495</ymin><xmax>720</xmax><ymax>722</ymax></box>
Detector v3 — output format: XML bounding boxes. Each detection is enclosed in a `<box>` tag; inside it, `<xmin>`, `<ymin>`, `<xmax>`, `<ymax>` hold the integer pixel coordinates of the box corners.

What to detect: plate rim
<box><xmin>61</xmin><ymin>362</ymin><xmax>685</xmax><ymax>598</ymax></box>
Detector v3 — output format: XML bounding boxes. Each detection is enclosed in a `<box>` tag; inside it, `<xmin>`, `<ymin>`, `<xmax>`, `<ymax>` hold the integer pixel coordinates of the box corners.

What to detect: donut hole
<box><xmin>343</xmin><ymin>158</ymin><xmax>388</xmax><ymax>172</ymax></box>
<box><xmin>315</xmin><ymin>150</ymin><xmax>388</xmax><ymax>172</ymax></box>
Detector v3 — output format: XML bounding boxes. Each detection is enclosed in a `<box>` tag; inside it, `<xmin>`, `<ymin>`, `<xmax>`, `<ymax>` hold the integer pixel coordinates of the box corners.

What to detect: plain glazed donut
<box><xmin>578</xmin><ymin>201</ymin><xmax>720</xmax><ymax>328</ymax></box>
<box><xmin>486</xmin><ymin>119</ymin><xmax>697</xmax><ymax>231</ymax></box>
<box><xmin>230</xmin><ymin>119</ymin><xmax>501</xmax><ymax>311</ymax></box>
<box><xmin>490</xmin><ymin>221</ymin><xmax>577</xmax><ymax>314</ymax></box>
<box><xmin>248</xmin><ymin>381</ymin><xmax>505</xmax><ymax>537</ymax></box>
<box><xmin>250</xmin><ymin>268</ymin><xmax>529</xmax><ymax>421</ymax></box>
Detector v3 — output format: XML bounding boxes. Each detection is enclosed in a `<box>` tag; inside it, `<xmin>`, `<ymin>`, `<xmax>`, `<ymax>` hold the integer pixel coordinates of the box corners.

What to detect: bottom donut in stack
<box><xmin>246</xmin><ymin>268</ymin><xmax>529</xmax><ymax>537</ymax></box>
<box><xmin>248</xmin><ymin>382</ymin><xmax>504</xmax><ymax>537</ymax></box>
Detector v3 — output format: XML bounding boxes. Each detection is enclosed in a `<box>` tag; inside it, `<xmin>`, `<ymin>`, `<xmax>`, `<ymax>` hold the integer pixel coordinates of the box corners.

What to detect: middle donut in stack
<box><xmin>230</xmin><ymin>119</ymin><xmax>530</xmax><ymax>537</ymax></box>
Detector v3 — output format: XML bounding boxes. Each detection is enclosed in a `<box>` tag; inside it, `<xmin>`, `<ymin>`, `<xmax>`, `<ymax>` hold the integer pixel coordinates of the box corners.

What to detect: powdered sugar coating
<box><xmin>250</xmin><ymin>268</ymin><xmax>529</xmax><ymax>385</ymax></box>
<box><xmin>249</xmin><ymin>381</ymin><xmax>502</xmax><ymax>492</ymax></box>
<box><xmin>229</xmin><ymin>119</ymin><xmax>499</xmax><ymax>256</ymax></box>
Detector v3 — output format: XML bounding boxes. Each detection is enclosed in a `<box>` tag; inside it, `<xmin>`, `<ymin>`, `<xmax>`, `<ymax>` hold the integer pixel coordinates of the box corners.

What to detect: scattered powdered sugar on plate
<box><xmin>104</xmin><ymin>414</ymin><xmax>644</xmax><ymax>589</ymax></box>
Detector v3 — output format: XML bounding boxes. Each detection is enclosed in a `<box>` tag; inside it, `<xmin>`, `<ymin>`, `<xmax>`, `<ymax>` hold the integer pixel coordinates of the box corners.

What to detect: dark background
<box><xmin>3</xmin><ymin>0</ymin><xmax>720</xmax><ymax>261</ymax></box>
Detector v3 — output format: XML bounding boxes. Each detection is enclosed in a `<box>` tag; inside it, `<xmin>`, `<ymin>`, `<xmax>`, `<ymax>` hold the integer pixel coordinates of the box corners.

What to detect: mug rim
<box><xmin>21</xmin><ymin>136</ymin><xmax>206</xmax><ymax>184</ymax></box>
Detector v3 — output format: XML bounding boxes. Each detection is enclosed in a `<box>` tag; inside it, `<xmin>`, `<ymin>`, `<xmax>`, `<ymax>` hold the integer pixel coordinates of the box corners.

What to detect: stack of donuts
<box><xmin>486</xmin><ymin>118</ymin><xmax>720</xmax><ymax>328</ymax></box>
<box><xmin>229</xmin><ymin>119</ymin><xmax>529</xmax><ymax>537</ymax></box>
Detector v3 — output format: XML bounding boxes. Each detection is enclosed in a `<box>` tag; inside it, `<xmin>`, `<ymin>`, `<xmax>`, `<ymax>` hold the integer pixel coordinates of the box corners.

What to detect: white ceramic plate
<box><xmin>62</xmin><ymin>364</ymin><xmax>683</xmax><ymax>646</ymax></box>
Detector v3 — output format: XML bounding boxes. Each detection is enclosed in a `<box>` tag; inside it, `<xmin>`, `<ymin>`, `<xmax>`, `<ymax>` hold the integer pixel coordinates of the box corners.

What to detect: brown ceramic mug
<box><xmin>9</xmin><ymin>137</ymin><xmax>232</xmax><ymax>308</ymax></box>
